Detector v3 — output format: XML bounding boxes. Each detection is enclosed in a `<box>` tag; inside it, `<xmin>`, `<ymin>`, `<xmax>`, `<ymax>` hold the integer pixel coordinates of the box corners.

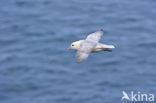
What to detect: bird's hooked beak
<box><xmin>68</xmin><ymin>47</ymin><xmax>71</xmax><ymax>50</ymax></box>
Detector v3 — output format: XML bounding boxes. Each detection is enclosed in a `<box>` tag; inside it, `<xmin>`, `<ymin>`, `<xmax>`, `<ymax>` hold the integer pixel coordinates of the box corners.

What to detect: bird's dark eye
<box><xmin>72</xmin><ymin>44</ymin><xmax>74</xmax><ymax>46</ymax></box>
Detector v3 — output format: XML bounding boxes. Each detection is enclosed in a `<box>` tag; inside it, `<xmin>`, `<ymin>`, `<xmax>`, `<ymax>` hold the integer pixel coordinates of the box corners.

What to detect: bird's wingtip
<box><xmin>100</xmin><ymin>29</ymin><xmax>104</xmax><ymax>32</ymax></box>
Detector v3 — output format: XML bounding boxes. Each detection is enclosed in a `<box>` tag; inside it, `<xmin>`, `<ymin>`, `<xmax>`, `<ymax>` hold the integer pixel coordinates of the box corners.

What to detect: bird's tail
<box><xmin>104</xmin><ymin>45</ymin><xmax>115</xmax><ymax>49</ymax></box>
<box><xmin>97</xmin><ymin>43</ymin><xmax>115</xmax><ymax>52</ymax></box>
<box><xmin>103</xmin><ymin>48</ymin><xmax>112</xmax><ymax>52</ymax></box>
<box><xmin>103</xmin><ymin>45</ymin><xmax>115</xmax><ymax>52</ymax></box>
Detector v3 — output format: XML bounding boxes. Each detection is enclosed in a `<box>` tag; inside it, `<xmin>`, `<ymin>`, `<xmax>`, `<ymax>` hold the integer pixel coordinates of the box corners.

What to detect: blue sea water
<box><xmin>0</xmin><ymin>0</ymin><xmax>156</xmax><ymax>103</ymax></box>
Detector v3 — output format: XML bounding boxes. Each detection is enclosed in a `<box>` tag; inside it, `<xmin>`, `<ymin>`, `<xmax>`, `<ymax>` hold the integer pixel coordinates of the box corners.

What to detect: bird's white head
<box><xmin>68</xmin><ymin>41</ymin><xmax>81</xmax><ymax>50</ymax></box>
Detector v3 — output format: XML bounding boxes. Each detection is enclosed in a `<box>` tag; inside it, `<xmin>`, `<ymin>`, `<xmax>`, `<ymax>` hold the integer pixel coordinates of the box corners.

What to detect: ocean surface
<box><xmin>0</xmin><ymin>0</ymin><xmax>156</xmax><ymax>103</ymax></box>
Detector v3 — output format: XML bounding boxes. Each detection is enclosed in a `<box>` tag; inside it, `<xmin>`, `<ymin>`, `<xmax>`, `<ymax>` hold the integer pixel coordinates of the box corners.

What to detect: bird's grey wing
<box><xmin>76</xmin><ymin>29</ymin><xmax>103</xmax><ymax>63</ymax></box>
<box><xmin>76</xmin><ymin>40</ymin><xmax>96</xmax><ymax>63</ymax></box>
<box><xmin>86</xmin><ymin>29</ymin><xmax>104</xmax><ymax>43</ymax></box>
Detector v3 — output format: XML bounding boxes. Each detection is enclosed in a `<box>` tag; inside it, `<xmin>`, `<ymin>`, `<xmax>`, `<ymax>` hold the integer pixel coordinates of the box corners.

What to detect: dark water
<box><xmin>0</xmin><ymin>0</ymin><xmax>156</xmax><ymax>103</ymax></box>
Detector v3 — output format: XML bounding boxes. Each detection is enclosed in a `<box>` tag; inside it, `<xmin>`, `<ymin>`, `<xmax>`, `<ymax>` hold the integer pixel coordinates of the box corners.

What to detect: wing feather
<box><xmin>86</xmin><ymin>29</ymin><xmax>104</xmax><ymax>43</ymax></box>
<box><xmin>76</xmin><ymin>29</ymin><xmax>104</xmax><ymax>63</ymax></box>
<box><xmin>76</xmin><ymin>41</ymin><xmax>96</xmax><ymax>63</ymax></box>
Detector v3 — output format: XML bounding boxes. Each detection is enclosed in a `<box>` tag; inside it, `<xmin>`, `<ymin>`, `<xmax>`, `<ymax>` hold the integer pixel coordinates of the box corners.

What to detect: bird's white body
<box><xmin>68</xmin><ymin>29</ymin><xmax>115</xmax><ymax>63</ymax></box>
<box><xmin>70</xmin><ymin>40</ymin><xmax>115</xmax><ymax>52</ymax></box>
